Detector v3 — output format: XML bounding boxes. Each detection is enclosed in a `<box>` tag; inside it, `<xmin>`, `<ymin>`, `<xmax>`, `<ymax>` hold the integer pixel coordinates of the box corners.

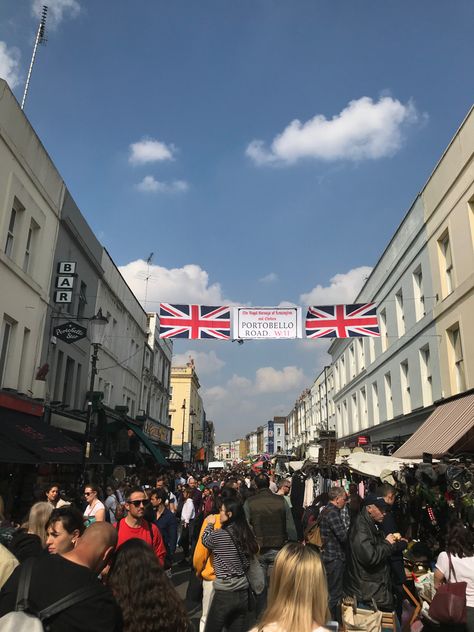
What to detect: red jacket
<box><xmin>114</xmin><ymin>519</ymin><xmax>166</xmax><ymax>566</ymax></box>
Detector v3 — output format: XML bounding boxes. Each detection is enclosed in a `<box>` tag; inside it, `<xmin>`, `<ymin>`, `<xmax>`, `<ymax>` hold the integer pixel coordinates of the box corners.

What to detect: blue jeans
<box><xmin>256</xmin><ymin>548</ymin><xmax>279</xmax><ymax>616</ymax></box>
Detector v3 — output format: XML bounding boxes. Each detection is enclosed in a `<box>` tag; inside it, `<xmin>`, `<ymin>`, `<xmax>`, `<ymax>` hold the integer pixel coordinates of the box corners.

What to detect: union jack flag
<box><xmin>305</xmin><ymin>303</ymin><xmax>380</xmax><ymax>339</ymax></box>
<box><xmin>159</xmin><ymin>304</ymin><xmax>231</xmax><ymax>340</ymax></box>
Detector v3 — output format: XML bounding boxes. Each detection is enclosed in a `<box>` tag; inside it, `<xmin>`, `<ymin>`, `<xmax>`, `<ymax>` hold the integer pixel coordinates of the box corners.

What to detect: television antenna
<box><xmin>21</xmin><ymin>5</ymin><xmax>48</xmax><ymax>110</ymax></box>
<box><xmin>143</xmin><ymin>252</ymin><xmax>154</xmax><ymax>310</ymax></box>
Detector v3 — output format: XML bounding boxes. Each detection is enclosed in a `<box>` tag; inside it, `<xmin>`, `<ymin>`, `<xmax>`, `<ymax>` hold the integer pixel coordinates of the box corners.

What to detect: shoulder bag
<box><xmin>226</xmin><ymin>528</ymin><xmax>264</xmax><ymax>612</ymax></box>
<box><xmin>428</xmin><ymin>553</ymin><xmax>467</xmax><ymax>625</ymax></box>
<box><xmin>341</xmin><ymin>597</ymin><xmax>383</xmax><ymax>632</ymax></box>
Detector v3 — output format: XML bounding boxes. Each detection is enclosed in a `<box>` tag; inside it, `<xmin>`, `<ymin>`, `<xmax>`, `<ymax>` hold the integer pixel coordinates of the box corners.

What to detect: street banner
<box><xmin>159</xmin><ymin>304</ymin><xmax>231</xmax><ymax>340</ymax></box>
<box><xmin>305</xmin><ymin>303</ymin><xmax>380</xmax><ymax>339</ymax></box>
<box><xmin>233</xmin><ymin>307</ymin><xmax>302</xmax><ymax>339</ymax></box>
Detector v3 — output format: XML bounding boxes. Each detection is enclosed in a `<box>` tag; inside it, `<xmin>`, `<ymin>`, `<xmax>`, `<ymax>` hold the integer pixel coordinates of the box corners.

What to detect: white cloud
<box><xmin>0</xmin><ymin>42</ymin><xmax>21</xmax><ymax>89</ymax></box>
<box><xmin>119</xmin><ymin>259</ymin><xmax>233</xmax><ymax>306</ymax></box>
<box><xmin>259</xmin><ymin>272</ymin><xmax>278</xmax><ymax>284</ymax></box>
<box><xmin>172</xmin><ymin>350</ymin><xmax>225</xmax><ymax>375</ymax></box>
<box><xmin>300</xmin><ymin>266</ymin><xmax>373</xmax><ymax>305</ymax></box>
<box><xmin>136</xmin><ymin>176</ymin><xmax>188</xmax><ymax>193</ymax></box>
<box><xmin>129</xmin><ymin>138</ymin><xmax>176</xmax><ymax>165</ymax></box>
<box><xmin>227</xmin><ymin>374</ymin><xmax>252</xmax><ymax>390</ymax></box>
<box><xmin>255</xmin><ymin>366</ymin><xmax>307</xmax><ymax>394</ymax></box>
<box><xmin>246</xmin><ymin>96</ymin><xmax>421</xmax><ymax>165</ymax></box>
<box><xmin>32</xmin><ymin>0</ymin><xmax>80</xmax><ymax>30</ymax></box>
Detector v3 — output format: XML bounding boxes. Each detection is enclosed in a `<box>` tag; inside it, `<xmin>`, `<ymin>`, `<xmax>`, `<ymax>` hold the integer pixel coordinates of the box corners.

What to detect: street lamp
<box><xmin>83</xmin><ymin>308</ymin><xmax>109</xmax><ymax>469</ymax></box>
<box><xmin>181</xmin><ymin>399</ymin><xmax>186</xmax><ymax>458</ymax></box>
<box><xmin>189</xmin><ymin>408</ymin><xmax>196</xmax><ymax>462</ymax></box>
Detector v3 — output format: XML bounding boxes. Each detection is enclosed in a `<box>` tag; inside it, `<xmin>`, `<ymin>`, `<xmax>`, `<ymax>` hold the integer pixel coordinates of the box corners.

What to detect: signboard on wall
<box><xmin>267</xmin><ymin>420</ymin><xmax>274</xmax><ymax>454</ymax></box>
<box><xmin>54</xmin><ymin>261</ymin><xmax>77</xmax><ymax>304</ymax></box>
<box><xmin>233</xmin><ymin>307</ymin><xmax>302</xmax><ymax>339</ymax></box>
<box><xmin>143</xmin><ymin>419</ymin><xmax>172</xmax><ymax>445</ymax></box>
<box><xmin>53</xmin><ymin>322</ymin><xmax>87</xmax><ymax>344</ymax></box>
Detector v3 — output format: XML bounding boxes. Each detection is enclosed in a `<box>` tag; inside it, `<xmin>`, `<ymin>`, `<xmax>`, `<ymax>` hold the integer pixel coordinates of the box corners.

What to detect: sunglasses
<box><xmin>127</xmin><ymin>499</ymin><xmax>149</xmax><ymax>507</ymax></box>
<box><xmin>84</xmin><ymin>492</ymin><xmax>95</xmax><ymax>496</ymax></box>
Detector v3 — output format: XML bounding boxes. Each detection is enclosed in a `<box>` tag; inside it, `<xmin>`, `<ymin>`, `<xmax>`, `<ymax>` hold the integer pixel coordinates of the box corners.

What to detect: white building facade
<box><xmin>0</xmin><ymin>80</ymin><xmax>63</xmax><ymax>400</ymax></box>
<box><xmin>330</xmin><ymin>195</ymin><xmax>441</xmax><ymax>448</ymax></box>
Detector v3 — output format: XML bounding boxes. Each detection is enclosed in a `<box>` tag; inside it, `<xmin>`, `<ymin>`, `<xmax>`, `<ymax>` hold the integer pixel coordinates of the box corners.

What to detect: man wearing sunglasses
<box><xmin>114</xmin><ymin>487</ymin><xmax>166</xmax><ymax>566</ymax></box>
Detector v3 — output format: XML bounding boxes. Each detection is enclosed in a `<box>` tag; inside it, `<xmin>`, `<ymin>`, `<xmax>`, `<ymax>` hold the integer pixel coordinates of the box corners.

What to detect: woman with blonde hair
<box><xmin>10</xmin><ymin>501</ymin><xmax>53</xmax><ymax>562</ymax></box>
<box><xmin>251</xmin><ymin>543</ymin><xmax>330</xmax><ymax>632</ymax></box>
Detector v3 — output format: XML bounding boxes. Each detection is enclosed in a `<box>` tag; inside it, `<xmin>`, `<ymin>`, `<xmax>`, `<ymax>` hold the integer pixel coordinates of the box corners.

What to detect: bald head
<box><xmin>63</xmin><ymin>522</ymin><xmax>117</xmax><ymax>573</ymax></box>
<box><xmin>78</xmin><ymin>522</ymin><xmax>118</xmax><ymax>550</ymax></box>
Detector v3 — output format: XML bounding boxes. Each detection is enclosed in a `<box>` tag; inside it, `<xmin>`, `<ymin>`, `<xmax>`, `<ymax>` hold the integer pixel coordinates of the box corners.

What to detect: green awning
<box><xmin>122</xmin><ymin>420</ymin><xmax>168</xmax><ymax>466</ymax></box>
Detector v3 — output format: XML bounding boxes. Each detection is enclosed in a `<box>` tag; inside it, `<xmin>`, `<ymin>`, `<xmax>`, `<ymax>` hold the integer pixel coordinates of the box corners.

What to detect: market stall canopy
<box><xmin>122</xmin><ymin>419</ymin><xmax>168</xmax><ymax>466</ymax></box>
<box><xmin>0</xmin><ymin>434</ymin><xmax>38</xmax><ymax>464</ymax></box>
<box><xmin>394</xmin><ymin>392</ymin><xmax>474</xmax><ymax>459</ymax></box>
<box><xmin>0</xmin><ymin>409</ymin><xmax>84</xmax><ymax>464</ymax></box>
<box><xmin>341</xmin><ymin>452</ymin><xmax>425</xmax><ymax>478</ymax></box>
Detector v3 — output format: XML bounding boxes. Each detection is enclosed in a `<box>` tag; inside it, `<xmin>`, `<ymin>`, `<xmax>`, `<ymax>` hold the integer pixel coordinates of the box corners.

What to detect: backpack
<box><xmin>0</xmin><ymin>558</ymin><xmax>100</xmax><ymax>632</ymax></box>
<box><xmin>304</xmin><ymin>506</ymin><xmax>329</xmax><ymax>550</ymax></box>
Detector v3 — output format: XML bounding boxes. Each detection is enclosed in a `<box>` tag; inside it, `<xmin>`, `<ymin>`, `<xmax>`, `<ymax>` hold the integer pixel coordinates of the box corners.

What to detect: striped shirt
<box><xmin>202</xmin><ymin>524</ymin><xmax>248</xmax><ymax>580</ymax></box>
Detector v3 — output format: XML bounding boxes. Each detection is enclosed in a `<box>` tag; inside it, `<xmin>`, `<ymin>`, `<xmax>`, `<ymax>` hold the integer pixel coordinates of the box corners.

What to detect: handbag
<box><xmin>341</xmin><ymin>597</ymin><xmax>382</xmax><ymax>632</ymax></box>
<box><xmin>304</xmin><ymin>506</ymin><xmax>329</xmax><ymax>549</ymax></box>
<box><xmin>227</xmin><ymin>528</ymin><xmax>262</xmax><ymax>611</ymax></box>
<box><xmin>428</xmin><ymin>553</ymin><xmax>467</xmax><ymax>625</ymax></box>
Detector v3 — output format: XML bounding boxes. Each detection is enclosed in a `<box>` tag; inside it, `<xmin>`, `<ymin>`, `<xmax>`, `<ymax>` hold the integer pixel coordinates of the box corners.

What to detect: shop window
<box><xmin>448</xmin><ymin>324</ymin><xmax>466</xmax><ymax>394</ymax></box>
<box><xmin>395</xmin><ymin>289</ymin><xmax>405</xmax><ymax>336</ymax></box>
<box><xmin>439</xmin><ymin>231</ymin><xmax>454</xmax><ymax>297</ymax></box>
<box><xmin>372</xmin><ymin>381</ymin><xmax>379</xmax><ymax>425</ymax></box>
<box><xmin>380</xmin><ymin>309</ymin><xmax>388</xmax><ymax>352</ymax></box>
<box><xmin>400</xmin><ymin>360</ymin><xmax>411</xmax><ymax>414</ymax></box>
<box><xmin>419</xmin><ymin>346</ymin><xmax>433</xmax><ymax>406</ymax></box>
<box><xmin>384</xmin><ymin>372</ymin><xmax>393</xmax><ymax>420</ymax></box>
<box><xmin>413</xmin><ymin>266</ymin><xmax>425</xmax><ymax>321</ymax></box>
<box><xmin>0</xmin><ymin>318</ymin><xmax>14</xmax><ymax>387</ymax></box>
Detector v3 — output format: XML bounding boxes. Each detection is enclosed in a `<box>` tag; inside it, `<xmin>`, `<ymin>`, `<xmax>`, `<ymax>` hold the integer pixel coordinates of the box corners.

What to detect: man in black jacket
<box><xmin>344</xmin><ymin>492</ymin><xmax>397</xmax><ymax>612</ymax></box>
<box><xmin>244</xmin><ymin>473</ymin><xmax>297</xmax><ymax>614</ymax></box>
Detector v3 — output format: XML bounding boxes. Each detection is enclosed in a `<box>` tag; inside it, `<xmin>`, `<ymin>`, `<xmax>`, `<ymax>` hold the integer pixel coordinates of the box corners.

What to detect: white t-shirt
<box><xmin>436</xmin><ymin>551</ymin><xmax>474</xmax><ymax>607</ymax></box>
<box><xmin>84</xmin><ymin>500</ymin><xmax>105</xmax><ymax>521</ymax></box>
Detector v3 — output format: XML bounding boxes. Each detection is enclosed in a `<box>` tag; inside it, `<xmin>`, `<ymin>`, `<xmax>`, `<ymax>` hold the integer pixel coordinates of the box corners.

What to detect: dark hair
<box><xmin>151</xmin><ymin>489</ymin><xmax>168</xmax><ymax>503</ymax></box>
<box><xmin>215</xmin><ymin>487</ymin><xmax>237</xmax><ymax>512</ymax></box>
<box><xmin>254</xmin><ymin>474</ymin><xmax>270</xmax><ymax>489</ymax></box>
<box><xmin>108</xmin><ymin>539</ymin><xmax>189</xmax><ymax>632</ymax></box>
<box><xmin>45</xmin><ymin>483</ymin><xmax>61</xmax><ymax>493</ymax></box>
<box><xmin>46</xmin><ymin>506</ymin><xmax>85</xmax><ymax>536</ymax></box>
<box><xmin>379</xmin><ymin>483</ymin><xmax>396</xmax><ymax>497</ymax></box>
<box><xmin>446</xmin><ymin>520</ymin><xmax>474</xmax><ymax>558</ymax></box>
<box><xmin>222</xmin><ymin>498</ymin><xmax>258</xmax><ymax>557</ymax></box>
<box><xmin>126</xmin><ymin>487</ymin><xmax>146</xmax><ymax>500</ymax></box>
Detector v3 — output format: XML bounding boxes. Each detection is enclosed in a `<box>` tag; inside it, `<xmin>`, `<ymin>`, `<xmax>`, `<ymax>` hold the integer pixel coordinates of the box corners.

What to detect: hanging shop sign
<box><xmin>54</xmin><ymin>261</ymin><xmax>77</xmax><ymax>304</ymax></box>
<box><xmin>143</xmin><ymin>419</ymin><xmax>172</xmax><ymax>445</ymax></box>
<box><xmin>233</xmin><ymin>307</ymin><xmax>302</xmax><ymax>339</ymax></box>
<box><xmin>53</xmin><ymin>321</ymin><xmax>87</xmax><ymax>344</ymax></box>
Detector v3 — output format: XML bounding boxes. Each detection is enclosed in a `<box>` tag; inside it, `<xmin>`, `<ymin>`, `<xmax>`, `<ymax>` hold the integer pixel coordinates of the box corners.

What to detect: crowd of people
<box><xmin>0</xmin><ymin>466</ymin><xmax>473</xmax><ymax>631</ymax></box>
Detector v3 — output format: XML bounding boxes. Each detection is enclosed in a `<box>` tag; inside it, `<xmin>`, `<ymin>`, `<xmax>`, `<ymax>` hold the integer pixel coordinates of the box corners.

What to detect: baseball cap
<box><xmin>364</xmin><ymin>492</ymin><xmax>391</xmax><ymax>512</ymax></box>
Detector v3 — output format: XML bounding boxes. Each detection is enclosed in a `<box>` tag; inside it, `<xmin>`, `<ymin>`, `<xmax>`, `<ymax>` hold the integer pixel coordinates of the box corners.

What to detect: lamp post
<box><xmin>189</xmin><ymin>408</ymin><xmax>196</xmax><ymax>463</ymax></box>
<box><xmin>82</xmin><ymin>309</ymin><xmax>109</xmax><ymax>470</ymax></box>
<box><xmin>181</xmin><ymin>399</ymin><xmax>186</xmax><ymax>459</ymax></box>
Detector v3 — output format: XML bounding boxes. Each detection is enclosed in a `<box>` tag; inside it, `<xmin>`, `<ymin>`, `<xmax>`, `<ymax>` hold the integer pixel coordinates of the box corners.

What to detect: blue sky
<box><xmin>1</xmin><ymin>0</ymin><xmax>473</xmax><ymax>441</ymax></box>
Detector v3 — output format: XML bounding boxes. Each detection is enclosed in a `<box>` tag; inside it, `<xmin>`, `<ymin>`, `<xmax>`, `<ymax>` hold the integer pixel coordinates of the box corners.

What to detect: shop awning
<box><xmin>0</xmin><ymin>435</ymin><xmax>38</xmax><ymax>464</ymax></box>
<box><xmin>0</xmin><ymin>409</ymin><xmax>84</xmax><ymax>464</ymax></box>
<box><xmin>394</xmin><ymin>392</ymin><xmax>474</xmax><ymax>459</ymax></box>
<box><xmin>122</xmin><ymin>420</ymin><xmax>168</xmax><ymax>466</ymax></box>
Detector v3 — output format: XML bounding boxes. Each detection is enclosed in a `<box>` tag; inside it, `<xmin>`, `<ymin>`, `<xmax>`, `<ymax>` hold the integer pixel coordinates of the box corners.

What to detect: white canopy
<box><xmin>340</xmin><ymin>452</ymin><xmax>425</xmax><ymax>478</ymax></box>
